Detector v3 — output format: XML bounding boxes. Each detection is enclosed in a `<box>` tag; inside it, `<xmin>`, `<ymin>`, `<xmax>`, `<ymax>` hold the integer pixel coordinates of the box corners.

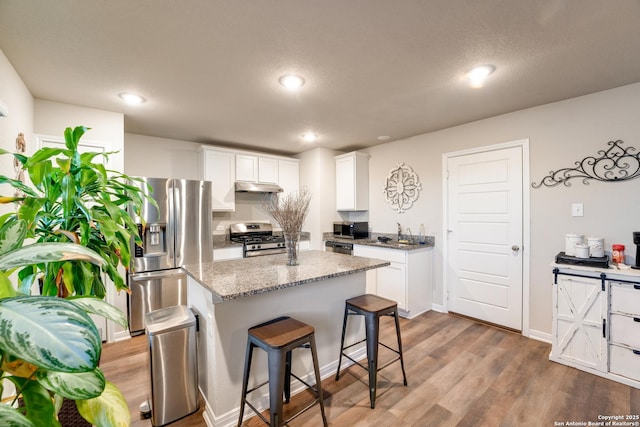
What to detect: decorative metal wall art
<box><xmin>531</xmin><ymin>140</ymin><xmax>640</xmax><ymax>188</ymax></box>
<box><xmin>384</xmin><ymin>163</ymin><xmax>421</xmax><ymax>213</ymax></box>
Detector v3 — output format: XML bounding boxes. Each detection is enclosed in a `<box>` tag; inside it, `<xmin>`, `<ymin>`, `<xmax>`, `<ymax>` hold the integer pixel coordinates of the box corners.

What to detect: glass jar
<box><xmin>612</xmin><ymin>244</ymin><xmax>625</xmax><ymax>264</ymax></box>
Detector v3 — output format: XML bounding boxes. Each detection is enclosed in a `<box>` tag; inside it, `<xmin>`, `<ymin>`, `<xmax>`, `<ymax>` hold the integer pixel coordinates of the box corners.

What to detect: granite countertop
<box><xmin>183</xmin><ymin>250</ymin><xmax>389</xmax><ymax>302</ymax></box>
<box><xmin>324</xmin><ymin>234</ymin><xmax>435</xmax><ymax>251</ymax></box>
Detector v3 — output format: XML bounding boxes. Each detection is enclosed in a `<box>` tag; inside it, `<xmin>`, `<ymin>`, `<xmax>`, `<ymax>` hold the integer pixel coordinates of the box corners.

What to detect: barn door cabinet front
<box><xmin>551</xmin><ymin>271</ymin><xmax>607</xmax><ymax>372</ymax></box>
<box><xmin>551</xmin><ymin>265</ymin><xmax>640</xmax><ymax>388</ymax></box>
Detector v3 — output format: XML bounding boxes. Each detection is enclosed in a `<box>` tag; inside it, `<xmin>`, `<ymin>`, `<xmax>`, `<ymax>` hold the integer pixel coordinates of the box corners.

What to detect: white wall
<box><xmin>297</xmin><ymin>147</ymin><xmax>343</xmax><ymax>249</ymax></box>
<box><xmin>0</xmin><ymin>48</ymin><xmax>34</xmax><ymax>216</ymax></box>
<box><xmin>34</xmin><ymin>99</ymin><xmax>124</xmax><ymax>172</ymax></box>
<box><xmin>364</xmin><ymin>82</ymin><xmax>640</xmax><ymax>336</ymax></box>
<box><xmin>124</xmin><ymin>133</ymin><xmax>200</xmax><ymax>179</ymax></box>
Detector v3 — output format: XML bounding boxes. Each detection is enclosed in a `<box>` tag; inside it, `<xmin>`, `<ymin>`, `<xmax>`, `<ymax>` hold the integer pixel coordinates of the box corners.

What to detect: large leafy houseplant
<box><xmin>0</xmin><ymin>125</ymin><xmax>147</xmax><ymax>298</ymax></box>
<box><xmin>0</xmin><ymin>126</ymin><xmax>153</xmax><ymax>426</ymax></box>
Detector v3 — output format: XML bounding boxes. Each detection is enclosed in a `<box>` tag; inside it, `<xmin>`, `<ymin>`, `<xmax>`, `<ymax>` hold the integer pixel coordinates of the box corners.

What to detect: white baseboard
<box><xmin>431</xmin><ymin>303</ymin><xmax>445</xmax><ymax>313</ymax></box>
<box><xmin>113</xmin><ymin>330</ymin><xmax>132</xmax><ymax>342</ymax></box>
<box><xmin>527</xmin><ymin>329</ymin><xmax>552</xmax><ymax>344</ymax></box>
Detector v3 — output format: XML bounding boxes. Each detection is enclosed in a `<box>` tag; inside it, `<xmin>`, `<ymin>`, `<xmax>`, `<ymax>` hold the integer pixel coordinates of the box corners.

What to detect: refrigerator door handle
<box><xmin>167</xmin><ymin>182</ymin><xmax>176</xmax><ymax>265</ymax></box>
<box><xmin>130</xmin><ymin>269</ymin><xmax>185</xmax><ymax>282</ymax></box>
<box><xmin>173</xmin><ymin>184</ymin><xmax>182</xmax><ymax>263</ymax></box>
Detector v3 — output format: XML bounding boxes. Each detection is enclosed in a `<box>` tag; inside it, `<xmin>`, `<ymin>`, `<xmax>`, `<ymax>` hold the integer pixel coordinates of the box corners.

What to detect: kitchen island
<box><xmin>182</xmin><ymin>250</ymin><xmax>390</xmax><ymax>427</ymax></box>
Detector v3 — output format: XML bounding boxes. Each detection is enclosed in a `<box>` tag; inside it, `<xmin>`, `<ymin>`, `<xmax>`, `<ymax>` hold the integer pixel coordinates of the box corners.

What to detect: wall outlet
<box><xmin>571</xmin><ymin>203</ymin><xmax>584</xmax><ymax>217</ymax></box>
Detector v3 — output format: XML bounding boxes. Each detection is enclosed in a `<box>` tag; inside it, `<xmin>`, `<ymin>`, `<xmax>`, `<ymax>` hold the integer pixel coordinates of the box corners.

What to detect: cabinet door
<box><xmin>278</xmin><ymin>159</ymin><xmax>299</xmax><ymax>196</ymax></box>
<box><xmin>336</xmin><ymin>155</ymin><xmax>355</xmax><ymax>210</ymax></box>
<box><xmin>258</xmin><ymin>157</ymin><xmax>278</xmax><ymax>183</ymax></box>
<box><xmin>236</xmin><ymin>154</ymin><xmax>258</xmax><ymax>182</ymax></box>
<box><xmin>202</xmin><ymin>149</ymin><xmax>235</xmax><ymax>211</ymax></box>
<box><xmin>552</xmin><ymin>274</ymin><xmax>607</xmax><ymax>371</ymax></box>
<box><xmin>377</xmin><ymin>262</ymin><xmax>407</xmax><ymax>310</ymax></box>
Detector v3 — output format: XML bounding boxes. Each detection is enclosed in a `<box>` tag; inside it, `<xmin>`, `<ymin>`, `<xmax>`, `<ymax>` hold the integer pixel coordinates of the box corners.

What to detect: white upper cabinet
<box><xmin>200</xmin><ymin>146</ymin><xmax>299</xmax><ymax>210</ymax></box>
<box><xmin>235</xmin><ymin>154</ymin><xmax>258</xmax><ymax>182</ymax></box>
<box><xmin>335</xmin><ymin>151</ymin><xmax>369</xmax><ymax>211</ymax></box>
<box><xmin>278</xmin><ymin>159</ymin><xmax>300</xmax><ymax>196</ymax></box>
<box><xmin>258</xmin><ymin>157</ymin><xmax>278</xmax><ymax>184</ymax></box>
<box><xmin>200</xmin><ymin>147</ymin><xmax>236</xmax><ymax>211</ymax></box>
<box><xmin>236</xmin><ymin>154</ymin><xmax>281</xmax><ymax>184</ymax></box>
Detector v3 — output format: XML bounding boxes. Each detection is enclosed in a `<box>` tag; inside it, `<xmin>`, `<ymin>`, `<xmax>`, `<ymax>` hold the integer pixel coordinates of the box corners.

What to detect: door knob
<box><xmin>512</xmin><ymin>245</ymin><xmax>520</xmax><ymax>252</ymax></box>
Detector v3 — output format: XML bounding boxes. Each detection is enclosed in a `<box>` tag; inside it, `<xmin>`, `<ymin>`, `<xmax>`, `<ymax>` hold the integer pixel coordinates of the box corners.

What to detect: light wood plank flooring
<box><xmin>101</xmin><ymin>311</ymin><xmax>640</xmax><ymax>426</ymax></box>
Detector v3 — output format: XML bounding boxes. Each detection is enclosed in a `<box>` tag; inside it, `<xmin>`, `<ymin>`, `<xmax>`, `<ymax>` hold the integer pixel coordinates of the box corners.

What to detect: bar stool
<box><xmin>335</xmin><ymin>294</ymin><xmax>408</xmax><ymax>408</ymax></box>
<box><xmin>237</xmin><ymin>316</ymin><xmax>328</xmax><ymax>427</ymax></box>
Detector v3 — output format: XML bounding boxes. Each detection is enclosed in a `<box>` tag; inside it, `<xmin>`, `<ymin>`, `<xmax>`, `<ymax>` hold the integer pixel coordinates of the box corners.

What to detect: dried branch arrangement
<box><xmin>263</xmin><ymin>187</ymin><xmax>311</xmax><ymax>234</ymax></box>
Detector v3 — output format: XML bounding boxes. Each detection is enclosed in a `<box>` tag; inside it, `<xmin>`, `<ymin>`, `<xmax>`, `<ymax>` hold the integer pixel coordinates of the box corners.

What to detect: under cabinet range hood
<box><xmin>235</xmin><ymin>181</ymin><xmax>283</xmax><ymax>193</ymax></box>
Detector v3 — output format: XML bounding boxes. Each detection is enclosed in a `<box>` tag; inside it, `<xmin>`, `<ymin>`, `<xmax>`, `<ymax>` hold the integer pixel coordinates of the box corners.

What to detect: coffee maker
<box><xmin>633</xmin><ymin>232</ymin><xmax>640</xmax><ymax>269</ymax></box>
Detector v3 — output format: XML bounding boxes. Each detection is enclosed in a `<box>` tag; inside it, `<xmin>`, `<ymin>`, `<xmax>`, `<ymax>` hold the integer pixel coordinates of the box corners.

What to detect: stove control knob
<box><xmin>256</xmin><ymin>244</ymin><xmax>261</xmax><ymax>249</ymax></box>
<box><xmin>250</xmin><ymin>245</ymin><xmax>256</xmax><ymax>250</ymax></box>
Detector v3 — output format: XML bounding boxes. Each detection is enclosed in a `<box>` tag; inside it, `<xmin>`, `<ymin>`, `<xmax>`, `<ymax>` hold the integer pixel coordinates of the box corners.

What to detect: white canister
<box><xmin>574</xmin><ymin>243</ymin><xmax>590</xmax><ymax>259</ymax></box>
<box><xmin>587</xmin><ymin>237</ymin><xmax>605</xmax><ymax>258</ymax></box>
<box><xmin>565</xmin><ymin>234</ymin><xmax>584</xmax><ymax>256</ymax></box>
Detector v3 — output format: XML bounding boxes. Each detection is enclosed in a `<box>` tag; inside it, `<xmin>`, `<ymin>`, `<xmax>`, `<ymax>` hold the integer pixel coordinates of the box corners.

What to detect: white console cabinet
<box><xmin>353</xmin><ymin>244</ymin><xmax>432</xmax><ymax>318</ymax></box>
<box><xmin>551</xmin><ymin>264</ymin><xmax>640</xmax><ymax>387</ymax></box>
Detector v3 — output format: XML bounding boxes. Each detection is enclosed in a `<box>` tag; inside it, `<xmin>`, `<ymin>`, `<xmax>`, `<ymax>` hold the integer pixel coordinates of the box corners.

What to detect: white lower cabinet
<box><xmin>551</xmin><ymin>266</ymin><xmax>640</xmax><ymax>387</ymax></box>
<box><xmin>353</xmin><ymin>245</ymin><xmax>432</xmax><ymax>318</ymax></box>
<box><xmin>551</xmin><ymin>273</ymin><xmax>607</xmax><ymax>371</ymax></box>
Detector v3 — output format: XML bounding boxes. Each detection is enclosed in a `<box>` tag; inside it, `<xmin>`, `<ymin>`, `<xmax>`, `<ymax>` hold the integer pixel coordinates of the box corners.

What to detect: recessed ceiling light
<box><xmin>118</xmin><ymin>92</ymin><xmax>146</xmax><ymax>104</ymax></box>
<box><xmin>465</xmin><ymin>65</ymin><xmax>495</xmax><ymax>88</ymax></box>
<box><xmin>279</xmin><ymin>74</ymin><xmax>305</xmax><ymax>90</ymax></box>
<box><xmin>301</xmin><ymin>132</ymin><xmax>317</xmax><ymax>142</ymax></box>
<box><xmin>377</xmin><ymin>135</ymin><xmax>390</xmax><ymax>141</ymax></box>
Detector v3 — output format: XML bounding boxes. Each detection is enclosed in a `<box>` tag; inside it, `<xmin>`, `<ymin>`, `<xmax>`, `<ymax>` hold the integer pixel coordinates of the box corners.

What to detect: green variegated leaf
<box><xmin>8</xmin><ymin>377</ymin><xmax>54</xmax><ymax>427</ymax></box>
<box><xmin>0</xmin><ymin>242</ymin><xmax>105</xmax><ymax>270</ymax></box>
<box><xmin>36</xmin><ymin>367</ymin><xmax>106</xmax><ymax>400</ymax></box>
<box><xmin>0</xmin><ymin>404</ymin><xmax>35</xmax><ymax>427</ymax></box>
<box><xmin>0</xmin><ymin>270</ymin><xmax>17</xmax><ymax>298</ymax></box>
<box><xmin>0</xmin><ymin>296</ymin><xmax>100</xmax><ymax>372</ymax></box>
<box><xmin>0</xmin><ymin>219</ymin><xmax>27</xmax><ymax>256</ymax></box>
<box><xmin>76</xmin><ymin>381</ymin><xmax>130</xmax><ymax>427</ymax></box>
<box><xmin>68</xmin><ymin>297</ymin><xmax>128</xmax><ymax>329</ymax></box>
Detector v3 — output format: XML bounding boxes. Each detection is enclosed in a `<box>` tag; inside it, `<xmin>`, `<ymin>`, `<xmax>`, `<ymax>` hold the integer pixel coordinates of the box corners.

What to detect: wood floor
<box><xmin>101</xmin><ymin>311</ymin><xmax>640</xmax><ymax>426</ymax></box>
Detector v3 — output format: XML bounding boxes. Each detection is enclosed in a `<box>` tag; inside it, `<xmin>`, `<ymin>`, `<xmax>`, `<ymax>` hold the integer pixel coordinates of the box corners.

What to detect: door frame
<box><xmin>441</xmin><ymin>139</ymin><xmax>531</xmax><ymax>336</ymax></box>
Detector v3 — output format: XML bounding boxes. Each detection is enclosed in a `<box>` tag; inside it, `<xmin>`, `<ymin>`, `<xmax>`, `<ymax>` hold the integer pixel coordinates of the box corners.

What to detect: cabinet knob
<box><xmin>512</xmin><ymin>245</ymin><xmax>520</xmax><ymax>252</ymax></box>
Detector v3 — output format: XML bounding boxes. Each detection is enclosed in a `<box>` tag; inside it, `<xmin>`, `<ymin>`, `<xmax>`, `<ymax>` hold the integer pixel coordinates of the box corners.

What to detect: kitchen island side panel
<box><xmin>187</xmin><ymin>272</ymin><xmax>367</xmax><ymax>426</ymax></box>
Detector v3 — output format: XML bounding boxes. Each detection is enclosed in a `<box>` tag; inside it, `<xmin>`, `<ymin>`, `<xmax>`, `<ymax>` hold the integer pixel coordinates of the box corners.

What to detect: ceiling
<box><xmin>1</xmin><ymin>1</ymin><xmax>640</xmax><ymax>156</ymax></box>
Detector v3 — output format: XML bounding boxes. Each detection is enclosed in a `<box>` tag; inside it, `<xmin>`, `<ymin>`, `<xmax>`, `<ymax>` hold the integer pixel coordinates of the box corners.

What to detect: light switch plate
<box><xmin>571</xmin><ymin>203</ymin><xmax>584</xmax><ymax>217</ymax></box>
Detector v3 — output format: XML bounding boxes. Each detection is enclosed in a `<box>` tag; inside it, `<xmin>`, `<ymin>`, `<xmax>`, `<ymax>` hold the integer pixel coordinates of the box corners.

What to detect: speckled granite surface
<box><xmin>183</xmin><ymin>250</ymin><xmax>389</xmax><ymax>302</ymax></box>
<box><xmin>323</xmin><ymin>233</ymin><xmax>435</xmax><ymax>250</ymax></box>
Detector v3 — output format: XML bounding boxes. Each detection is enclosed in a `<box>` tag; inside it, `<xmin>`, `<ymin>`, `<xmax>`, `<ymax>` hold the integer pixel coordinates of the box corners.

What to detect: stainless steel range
<box><xmin>230</xmin><ymin>222</ymin><xmax>286</xmax><ymax>257</ymax></box>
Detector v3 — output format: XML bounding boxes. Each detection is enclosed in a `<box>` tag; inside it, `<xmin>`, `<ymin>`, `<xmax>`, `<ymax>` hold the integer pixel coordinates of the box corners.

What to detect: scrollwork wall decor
<box><xmin>531</xmin><ymin>140</ymin><xmax>640</xmax><ymax>188</ymax></box>
<box><xmin>384</xmin><ymin>163</ymin><xmax>421</xmax><ymax>213</ymax></box>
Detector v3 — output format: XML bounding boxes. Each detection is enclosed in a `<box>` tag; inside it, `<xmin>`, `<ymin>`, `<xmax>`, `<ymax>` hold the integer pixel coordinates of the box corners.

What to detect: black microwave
<box><xmin>333</xmin><ymin>221</ymin><xmax>368</xmax><ymax>239</ymax></box>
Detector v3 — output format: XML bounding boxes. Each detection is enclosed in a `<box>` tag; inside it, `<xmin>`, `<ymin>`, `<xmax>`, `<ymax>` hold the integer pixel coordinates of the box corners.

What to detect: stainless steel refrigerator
<box><xmin>127</xmin><ymin>177</ymin><xmax>212</xmax><ymax>335</ymax></box>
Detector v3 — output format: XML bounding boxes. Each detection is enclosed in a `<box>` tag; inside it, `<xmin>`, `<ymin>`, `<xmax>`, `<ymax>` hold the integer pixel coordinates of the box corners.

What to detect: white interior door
<box><xmin>446</xmin><ymin>145</ymin><xmax>523</xmax><ymax>330</ymax></box>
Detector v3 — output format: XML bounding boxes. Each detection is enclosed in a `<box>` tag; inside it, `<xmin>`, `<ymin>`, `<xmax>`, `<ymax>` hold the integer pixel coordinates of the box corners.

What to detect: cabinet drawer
<box><xmin>610</xmin><ymin>313</ymin><xmax>640</xmax><ymax>348</ymax></box>
<box><xmin>610</xmin><ymin>282</ymin><xmax>640</xmax><ymax>316</ymax></box>
<box><xmin>353</xmin><ymin>245</ymin><xmax>406</xmax><ymax>264</ymax></box>
<box><xmin>609</xmin><ymin>344</ymin><xmax>640</xmax><ymax>382</ymax></box>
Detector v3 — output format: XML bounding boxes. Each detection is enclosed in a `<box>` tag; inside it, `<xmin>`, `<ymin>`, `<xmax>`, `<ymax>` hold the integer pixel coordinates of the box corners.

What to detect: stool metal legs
<box><xmin>335</xmin><ymin>301</ymin><xmax>408</xmax><ymax>409</ymax></box>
